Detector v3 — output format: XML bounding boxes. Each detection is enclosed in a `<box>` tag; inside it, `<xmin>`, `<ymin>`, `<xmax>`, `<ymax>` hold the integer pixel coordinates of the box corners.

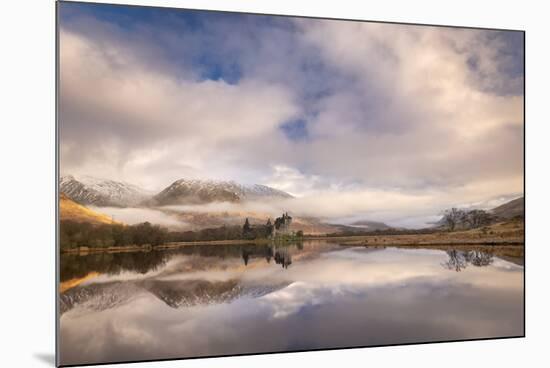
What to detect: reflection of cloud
<box><xmin>59</xmin><ymin>246</ymin><xmax>524</xmax><ymax>365</ymax></box>
<box><xmin>60</xmin><ymin>247</ymin><xmax>524</xmax><ymax>365</ymax></box>
<box><xmin>260</xmin><ymin>281</ymin><xmax>327</xmax><ymax>318</ymax></box>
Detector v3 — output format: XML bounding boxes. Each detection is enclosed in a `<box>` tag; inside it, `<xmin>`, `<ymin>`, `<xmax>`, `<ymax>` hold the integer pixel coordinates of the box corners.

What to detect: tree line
<box><xmin>60</xmin><ymin>217</ymin><xmax>298</xmax><ymax>251</ymax></box>
<box><xmin>440</xmin><ymin>208</ymin><xmax>497</xmax><ymax>231</ymax></box>
<box><xmin>60</xmin><ymin>221</ymin><xmax>168</xmax><ymax>250</ymax></box>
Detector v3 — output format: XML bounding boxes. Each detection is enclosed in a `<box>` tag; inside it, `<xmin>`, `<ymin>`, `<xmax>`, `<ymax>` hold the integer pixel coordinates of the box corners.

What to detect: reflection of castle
<box><xmin>273</xmin><ymin>249</ymin><xmax>292</xmax><ymax>269</ymax></box>
<box><xmin>272</xmin><ymin>212</ymin><xmax>293</xmax><ymax>237</ymax></box>
<box><xmin>266</xmin><ymin>245</ymin><xmax>293</xmax><ymax>269</ymax></box>
<box><xmin>241</xmin><ymin>243</ymin><xmax>295</xmax><ymax>269</ymax></box>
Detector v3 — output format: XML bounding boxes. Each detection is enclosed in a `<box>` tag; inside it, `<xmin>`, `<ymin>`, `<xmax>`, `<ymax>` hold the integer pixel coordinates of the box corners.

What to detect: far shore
<box><xmin>61</xmin><ymin>231</ymin><xmax>524</xmax><ymax>255</ymax></box>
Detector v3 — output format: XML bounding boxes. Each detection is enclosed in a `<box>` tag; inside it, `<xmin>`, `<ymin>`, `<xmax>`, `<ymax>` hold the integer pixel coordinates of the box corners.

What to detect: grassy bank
<box><xmin>332</xmin><ymin>219</ymin><xmax>524</xmax><ymax>247</ymax></box>
<box><xmin>61</xmin><ymin>244</ymin><xmax>154</xmax><ymax>255</ymax></box>
<box><xmin>61</xmin><ymin>237</ymin><xmax>302</xmax><ymax>254</ymax></box>
<box><xmin>61</xmin><ymin>220</ymin><xmax>524</xmax><ymax>255</ymax></box>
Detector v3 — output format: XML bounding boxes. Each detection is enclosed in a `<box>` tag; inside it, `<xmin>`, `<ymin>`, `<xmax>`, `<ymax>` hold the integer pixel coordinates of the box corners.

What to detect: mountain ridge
<box><xmin>150</xmin><ymin>178</ymin><xmax>293</xmax><ymax>206</ymax></box>
<box><xmin>60</xmin><ymin>175</ymin><xmax>294</xmax><ymax>207</ymax></box>
<box><xmin>60</xmin><ymin>175</ymin><xmax>151</xmax><ymax>207</ymax></box>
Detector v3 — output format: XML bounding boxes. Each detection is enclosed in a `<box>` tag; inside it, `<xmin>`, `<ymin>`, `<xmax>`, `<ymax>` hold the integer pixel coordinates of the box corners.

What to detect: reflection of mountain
<box><xmin>151</xmin><ymin>179</ymin><xmax>293</xmax><ymax>206</ymax></box>
<box><xmin>60</xmin><ymin>175</ymin><xmax>151</xmax><ymax>207</ymax></box>
<box><xmin>60</xmin><ymin>278</ymin><xmax>291</xmax><ymax>314</ymax></box>
<box><xmin>142</xmin><ymin>279</ymin><xmax>240</xmax><ymax>308</ymax></box>
<box><xmin>59</xmin><ymin>242</ymin><xmax>306</xmax><ymax>314</ymax></box>
<box><xmin>60</xmin><ymin>282</ymin><xmax>142</xmax><ymax>315</ymax></box>
<box><xmin>60</xmin><ymin>272</ymin><xmax>100</xmax><ymax>293</ymax></box>
<box><xmin>141</xmin><ymin>280</ymin><xmax>290</xmax><ymax>308</ymax></box>
<box><xmin>497</xmin><ymin>255</ymin><xmax>524</xmax><ymax>266</ymax></box>
<box><xmin>60</xmin><ymin>243</ymin><xmax>306</xmax><ymax>283</ymax></box>
<box><xmin>60</xmin><ymin>193</ymin><xmax>116</xmax><ymax>225</ymax></box>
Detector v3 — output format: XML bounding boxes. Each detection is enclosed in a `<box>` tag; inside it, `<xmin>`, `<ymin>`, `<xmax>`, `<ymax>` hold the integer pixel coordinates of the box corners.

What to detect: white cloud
<box><xmin>59</xmin><ymin>29</ymin><xmax>299</xmax><ymax>190</ymax></box>
<box><xmin>91</xmin><ymin>206</ymin><xmax>184</xmax><ymax>229</ymax></box>
<box><xmin>59</xmin><ymin>11</ymin><xmax>523</xmax><ymax>225</ymax></box>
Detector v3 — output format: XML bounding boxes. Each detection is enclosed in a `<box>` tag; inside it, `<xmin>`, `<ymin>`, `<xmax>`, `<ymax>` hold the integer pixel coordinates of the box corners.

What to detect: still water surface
<box><xmin>59</xmin><ymin>241</ymin><xmax>524</xmax><ymax>365</ymax></box>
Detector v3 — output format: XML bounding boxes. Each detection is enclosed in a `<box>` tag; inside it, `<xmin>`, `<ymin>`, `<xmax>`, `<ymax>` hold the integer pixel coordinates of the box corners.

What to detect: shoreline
<box><xmin>61</xmin><ymin>237</ymin><xmax>297</xmax><ymax>254</ymax></box>
<box><xmin>60</xmin><ymin>233</ymin><xmax>524</xmax><ymax>255</ymax></box>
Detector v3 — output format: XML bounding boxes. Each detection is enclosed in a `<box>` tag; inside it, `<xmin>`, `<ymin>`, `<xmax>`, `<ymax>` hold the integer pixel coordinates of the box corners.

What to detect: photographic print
<box><xmin>57</xmin><ymin>1</ymin><xmax>524</xmax><ymax>366</ymax></box>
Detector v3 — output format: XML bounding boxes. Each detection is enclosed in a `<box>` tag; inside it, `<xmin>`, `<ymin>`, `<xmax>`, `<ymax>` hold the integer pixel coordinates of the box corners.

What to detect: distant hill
<box><xmin>348</xmin><ymin>220</ymin><xmax>392</xmax><ymax>231</ymax></box>
<box><xmin>491</xmin><ymin>197</ymin><xmax>524</xmax><ymax>219</ymax></box>
<box><xmin>60</xmin><ymin>193</ymin><xmax>116</xmax><ymax>225</ymax></box>
<box><xmin>151</xmin><ymin>178</ymin><xmax>293</xmax><ymax>206</ymax></box>
<box><xmin>158</xmin><ymin>208</ymin><xmax>339</xmax><ymax>234</ymax></box>
<box><xmin>60</xmin><ymin>175</ymin><xmax>151</xmax><ymax>207</ymax></box>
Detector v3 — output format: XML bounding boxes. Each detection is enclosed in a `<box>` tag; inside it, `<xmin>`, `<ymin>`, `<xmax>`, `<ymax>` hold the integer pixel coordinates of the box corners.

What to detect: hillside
<box><xmin>348</xmin><ymin>220</ymin><xmax>392</xmax><ymax>231</ymax></box>
<box><xmin>60</xmin><ymin>193</ymin><xmax>117</xmax><ymax>225</ymax></box>
<box><xmin>60</xmin><ymin>175</ymin><xmax>151</xmax><ymax>207</ymax></box>
<box><xmin>151</xmin><ymin>178</ymin><xmax>293</xmax><ymax>206</ymax></box>
<box><xmin>338</xmin><ymin>217</ymin><xmax>524</xmax><ymax>248</ymax></box>
<box><xmin>158</xmin><ymin>208</ymin><xmax>339</xmax><ymax>234</ymax></box>
<box><xmin>491</xmin><ymin>197</ymin><xmax>524</xmax><ymax>219</ymax></box>
<box><xmin>435</xmin><ymin>196</ymin><xmax>524</xmax><ymax>230</ymax></box>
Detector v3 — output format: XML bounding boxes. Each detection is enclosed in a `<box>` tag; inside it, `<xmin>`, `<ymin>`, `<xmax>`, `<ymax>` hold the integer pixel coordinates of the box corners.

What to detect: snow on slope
<box><xmin>152</xmin><ymin>178</ymin><xmax>293</xmax><ymax>205</ymax></box>
<box><xmin>60</xmin><ymin>175</ymin><xmax>152</xmax><ymax>207</ymax></box>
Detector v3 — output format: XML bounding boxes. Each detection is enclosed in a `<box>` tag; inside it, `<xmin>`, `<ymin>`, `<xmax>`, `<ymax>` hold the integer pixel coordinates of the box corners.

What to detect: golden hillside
<box><xmin>60</xmin><ymin>193</ymin><xmax>116</xmax><ymax>225</ymax></box>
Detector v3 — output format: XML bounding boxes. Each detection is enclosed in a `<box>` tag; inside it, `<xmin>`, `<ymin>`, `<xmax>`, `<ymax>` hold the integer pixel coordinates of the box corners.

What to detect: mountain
<box><xmin>151</xmin><ymin>178</ymin><xmax>293</xmax><ymax>206</ymax></box>
<box><xmin>348</xmin><ymin>220</ymin><xmax>392</xmax><ymax>231</ymax></box>
<box><xmin>60</xmin><ymin>175</ymin><xmax>151</xmax><ymax>207</ymax></box>
<box><xmin>60</xmin><ymin>193</ymin><xmax>116</xmax><ymax>225</ymax></box>
<box><xmin>491</xmin><ymin>197</ymin><xmax>524</xmax><ymax>219</ymax></box>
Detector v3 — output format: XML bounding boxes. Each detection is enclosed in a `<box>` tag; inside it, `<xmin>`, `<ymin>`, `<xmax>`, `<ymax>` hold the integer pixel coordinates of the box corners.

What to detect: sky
<box><xmin>58</xmin><ymin>2</ymin><xmax>524</xmax><ymax>227</ymax></box>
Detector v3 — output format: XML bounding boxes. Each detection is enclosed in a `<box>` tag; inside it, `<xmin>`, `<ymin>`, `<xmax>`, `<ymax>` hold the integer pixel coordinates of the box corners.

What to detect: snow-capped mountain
<box><xmin>151</xmin><ymin>178</ymin><xmax>293</xmax><ymax>205</ymax></box>
<box><xmin>60</xmin><ymin>175</ymin><xmax>152</xmax><ymax>207</ymax></box>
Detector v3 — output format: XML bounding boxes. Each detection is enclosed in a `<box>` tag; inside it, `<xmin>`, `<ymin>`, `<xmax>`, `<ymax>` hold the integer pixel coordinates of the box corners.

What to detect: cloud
<box><xmin>90</xmin><ymin>206</ymin><xmax>184</xmax><ymax>228</ymax></box>
<box><xmin>59</xmin><ymin>3</ymin><xmax>523</xmax><ymax>224</ymax></box>
<box><xmin>59</xmin><ymin>26</ymin><xmax>299</xmax><ymax>190</ymax></box>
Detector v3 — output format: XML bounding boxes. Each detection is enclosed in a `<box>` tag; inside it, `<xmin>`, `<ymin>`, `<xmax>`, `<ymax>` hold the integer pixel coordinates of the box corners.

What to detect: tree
<box><xmin>242</xmin><ymin>218</ymin><xmax>252</xmax><ymax>239</ymax></box>
<box><xmin>266</xmin><ymin>218</ymin><xmax>274</xmax><ymax>237</ymax></box>
<box><xmin>441</xmin><ymin>208</ymin><xmax>467</xmax><ymax>231</ymax></box>
<box><xmin>243</xmin><ymin>218</ymin><xmax>251</xmax><ymax>231</ymax></box>
<box><xmin>440</xmin><ymin>207</ymin><xmax>497</xmax><ymax>231</ymax></box>
<box><xmin>442</xmin><ymin>250</ymin><xmax>468</xmax><ymax>271</ymax></box>
<box><xmin>463</xmin><ymin>209</ymin><xmax>494</xmax><ymax>229</ymax></box>
<box><xmin>466</xmin><ymin>250</ymin><xmax>494</xmax><ymax>267</ymax></box>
